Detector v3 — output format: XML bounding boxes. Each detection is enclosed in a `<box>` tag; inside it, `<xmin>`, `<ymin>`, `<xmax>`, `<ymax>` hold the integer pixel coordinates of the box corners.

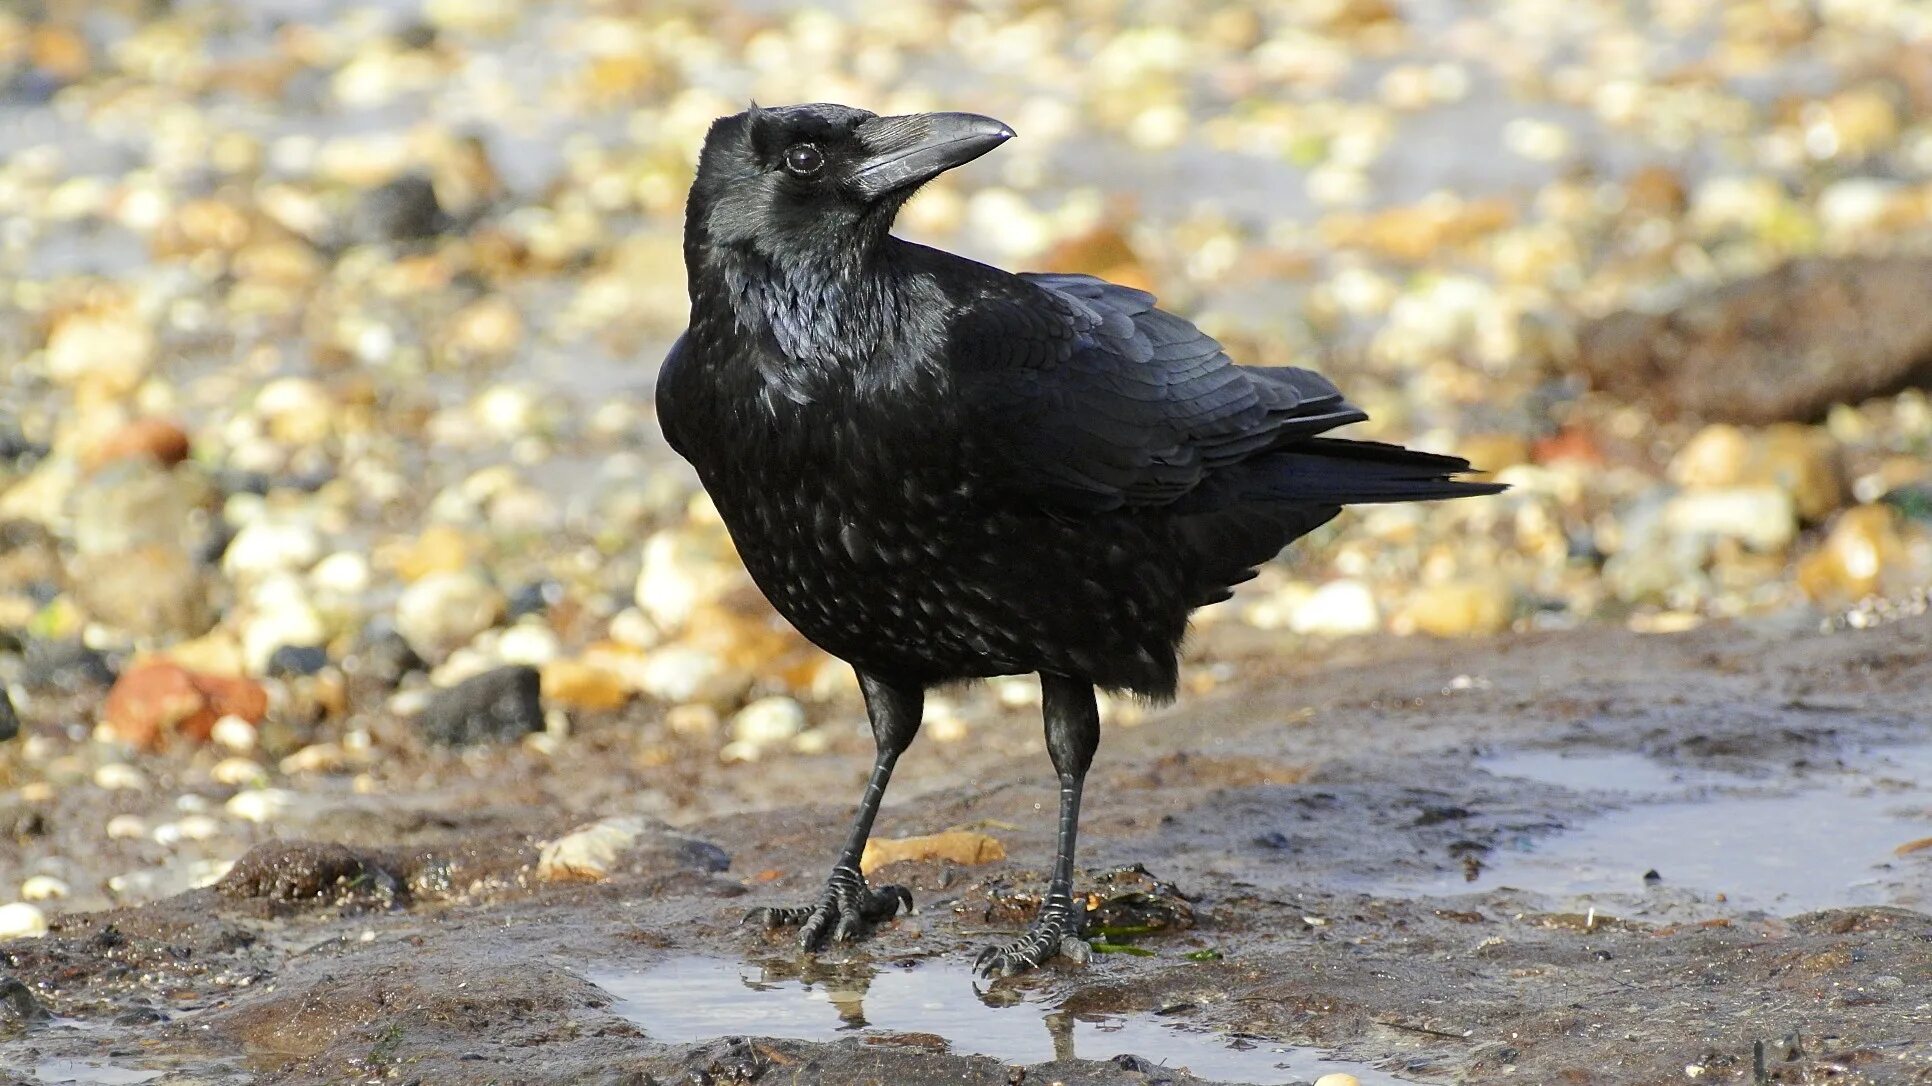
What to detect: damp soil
<box><xmin>4</xmin><ymin>613</ymin><xmax>1932</xmax><ymax>1085</ymax></box>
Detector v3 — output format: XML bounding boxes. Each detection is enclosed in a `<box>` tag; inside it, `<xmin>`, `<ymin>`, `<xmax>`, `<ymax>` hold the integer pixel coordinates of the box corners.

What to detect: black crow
<box><xmin>657</xmin><ymin>103</ymin><xmax>1504</xmax><ymax>976</ymax></box>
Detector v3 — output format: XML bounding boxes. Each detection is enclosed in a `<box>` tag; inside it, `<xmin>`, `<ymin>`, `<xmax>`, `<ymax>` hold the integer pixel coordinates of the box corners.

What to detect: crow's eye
<box><xmin>782</xmin><ymin>144</ymin><xmax>824</xmax><ymax>176</ymax></box>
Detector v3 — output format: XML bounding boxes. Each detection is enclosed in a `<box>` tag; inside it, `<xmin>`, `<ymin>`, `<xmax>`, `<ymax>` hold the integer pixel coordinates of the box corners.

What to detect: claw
<box><xmin>749</xmin><ymin>869</ymin><xmax>912</xmax><ymax>952</ymax></box>
<box><xmin>973</xmin><ymin>902</ymin><xmax>1088</xmax><ymax>977</ymax></box>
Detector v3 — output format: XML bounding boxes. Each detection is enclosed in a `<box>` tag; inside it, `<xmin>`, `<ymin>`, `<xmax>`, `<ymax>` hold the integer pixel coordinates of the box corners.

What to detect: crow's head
<box><xmin>687</xmin><ymin>102</ymin><xmax>1013</xmax><ymax>259</ymax></box>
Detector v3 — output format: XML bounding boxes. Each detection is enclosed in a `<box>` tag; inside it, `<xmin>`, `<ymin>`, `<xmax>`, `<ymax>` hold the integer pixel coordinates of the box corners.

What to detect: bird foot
<box><xmin>974</xmin><ymin>902</ymin><xmax>1091</xmax><ymax>977</ymax></box>
<box><xmin>745</xmin><ymin>865</ymin><xmax>912</xmax><ymax>951</ymax></box>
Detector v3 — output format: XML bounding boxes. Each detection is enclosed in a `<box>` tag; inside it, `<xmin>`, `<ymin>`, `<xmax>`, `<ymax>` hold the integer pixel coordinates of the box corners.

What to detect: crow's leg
<box><xmin>975</xmin><ymin>673</ymin><xmax>1099</xmax><ymax>977</ymax></box>
<box><xmin>748</xmin><ymin>672</ymin><xmax>919</xmax><ymax>950</ymax></box>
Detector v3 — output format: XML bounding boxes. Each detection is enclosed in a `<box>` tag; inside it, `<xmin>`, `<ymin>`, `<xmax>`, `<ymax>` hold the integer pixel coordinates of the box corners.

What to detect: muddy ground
<box><xmin>4</xmin><ymin>612</ymin><xmax>1932</xmax><ymax>1086</ymax></box>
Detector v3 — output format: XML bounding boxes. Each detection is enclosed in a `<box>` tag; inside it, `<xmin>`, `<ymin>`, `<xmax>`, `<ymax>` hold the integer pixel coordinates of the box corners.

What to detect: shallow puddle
<box><xmin>1428</xmin><ymin>745</ymin><xmax>1932</xmax><ymax>912</ymax></box>
<box><xmin>592</xmin><ymin>956</ymin><xmax>1412</xmax><ymax>1085</ymax></box>
<box><xmin>31</xmin><ymin>1061</ymin><xmax>163</xmax><ymax>1086</ymax></box>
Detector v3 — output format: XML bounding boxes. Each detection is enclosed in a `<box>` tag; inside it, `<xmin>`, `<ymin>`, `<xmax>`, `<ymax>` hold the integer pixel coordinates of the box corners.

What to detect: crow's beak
<box><xmin>851</xmin><ymin>112</ymin><xmax>1015</xmax><ymax>200</ymax></box>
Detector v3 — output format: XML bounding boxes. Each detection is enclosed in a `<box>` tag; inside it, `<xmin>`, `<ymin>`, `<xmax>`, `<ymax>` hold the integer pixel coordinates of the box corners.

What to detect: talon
<box><xmin>974</xmin><ymin>903</ymin><xmax>1084</xmax><ymax>976</ymax></box>
<box><xmin>750</xmin><ymin>872</ymin><xmax>907</xmax><ymax>952</ymax></box>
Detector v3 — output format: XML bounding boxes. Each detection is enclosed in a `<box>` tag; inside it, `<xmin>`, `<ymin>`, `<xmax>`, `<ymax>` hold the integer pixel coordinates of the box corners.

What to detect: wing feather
<box><xmin>952</xmin><ymin>273</ymin><xmax>1366</xmax><ymax>512</ymax></box>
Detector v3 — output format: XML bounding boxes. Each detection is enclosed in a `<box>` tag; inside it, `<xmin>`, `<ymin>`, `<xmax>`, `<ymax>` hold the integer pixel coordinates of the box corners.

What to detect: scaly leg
<box><xmin>749</xmin><ymin>672</ymin><xmax>919</xmax><ymax>949</ymax></box>
<box><xmin>975</xmin><ymin>673</ymin><xmax>1099</xmax><ymax>977</ymax></box>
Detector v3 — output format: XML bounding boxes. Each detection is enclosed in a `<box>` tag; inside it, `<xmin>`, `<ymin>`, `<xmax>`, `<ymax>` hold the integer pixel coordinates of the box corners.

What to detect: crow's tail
<box><xmin>1244</xmin><ymin>437</ymin><xmax>1507</xmax><ymax>504</ymax></box>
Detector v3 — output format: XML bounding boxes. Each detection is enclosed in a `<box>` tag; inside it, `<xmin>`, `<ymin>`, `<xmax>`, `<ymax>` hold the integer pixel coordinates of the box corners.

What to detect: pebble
<box><xmin>731</xmin><ymin>696</ymin><xmax>807</xmax><ymax>746</ymax></box>
<box><xmin>223</xmin><ymin>517</ymin><xmax>325</xmax><ymax>581</ymax></box>
<box><xmin>311</xmin><ymin>551</ymin><xmax>373</xmax><ymax>596</ymax></box>
<box><xmin>0</xmin><ymin>687</ymin><xmax>16</xmax><ymax>743</ymax></box>
<box><xmin>1798</xmin><ymin>504</ymin><xmax>1911</xmax><ymax>603</ymax></box>
<box><xmin>607</xmin><ymin>607</ymin><xmax>663</xmax><ymax>650</ymax></box>
<box><xmin>1670</xmin><ymin>424</ymin><xmax>1844</xmax><ymax>522</ymax></box>
<box><xmin>106</xmin><ymin>815</ymin><xmax>149</xmax><ymax>840</ymax></box>
<box><xmin>267</xmin><ymin>644</ymin><xmax>330</xmax><ymax>678</ymax></box>
<box><xmin>81</xmin><ymin>418</ymin><xmax>192</xmax><ymax>472</ymax></box>
<box><xmin>211</xmin><ymin>757</ymin><xmax>268</xmax><ymax>787</ymax></box>
<box><xmin>44</xmin><ymin>310</ymin><xmax>154</xmax><ymax>395</ymax></box>
<box><xmin>19</xmin><ymin>640</ymin><xmax>114</xmax><ymax>695</ymax></box>
<box><xmin>69</xmin><ymin>544</ymin><xmax>214</xmax><ymax>641</ymax></box>
<box><xmin>152</xmin><ymin>814</ymin><xmax>221</xmax><ymax>846</ymax></box>
<box><xmin>537</xmin><ymin>815</ymin><xmax>729</xmax><ymax>882</ymax></box>
<box><xmin>0</xmin><ymin>902</ymin><xmax>49</xmax><ymax>940</ymax></box>
<box><xmin>100</xmin><ymin>660</ymin><xmax>269</xmax><ymax>749</ymax></box>
<box><xmin>93</xmin><ymin>762</ymin><xmax>149</xmax><ymax>791</ymax></box>
<box><xmin>351</xmin><ymin>173</ymin><xmax>447</xmax><ymax>242</ymax></box>
<box><xmin>634</xmin><ymin>525</ymin><xmax>745</xmax><ymax>634</ymax></box>
<box><xmin>242</xmin><ymin>598</ymin><xmax>328</xmax><ymax>676</ymax></box>
<box><xmin>210</xmin><ymin>715</ymin><xmax>258</xmax><ymax>752</ymax></box>
<box><xmin>923</xmin><ymin>697</ymin><xmax>969</xmax><ymax>743</ymax></box>
<box><xmin>537</xmin><ymin>815</ymin><xmax>650</xmax><ymax>882</ymax></box>
<box><xmin>497</xmin><ymin>622</ymin><xmax>563</xmax><ymax>667</ymax></box>
<box><xmin>417</xmin><ymin>665</ymin><xmax>545</xmax><ymax>746</ymax></box>
<box><xmin>226</xmin><ymin>788</ymin><xmax>300</xmax><ymax>824</ymax></box>
<box><xmin>1289</xmin><ymin>580</ymin><xmax>1382</xmax><ymax>637</ymax></box>
<box><xmin>387</xmin><ymin>525</ymin><xmax>475</xmax><ymax>582</ymax></box>
<box><xmin>861</xmin><ymin>830</ymin><xmax>1006</xmax><ymax>875</ymax></box>
<box><xmin>395</xmin><ymin>571</ymin><xmax>505</xmax><ymax>662</ymax></box>
<box><xmin>1313</xmin><ymin>1076</ymin><xmax>1361</xmax><ymax>1086</ymax></box>
<box><xmin>254</xmin><ymin>378</ymin><xmax>335</xmax><ymax>445</ymax></box>
<box><xmin>540</xmin><ymin>658</ymin><xmax>631</xmax><ymax>712</ymax></box>
<box><xmin>1664</xmin><ymin>487</ymin><xmax>1798</xmax><ymax>552</ymax></box>
<box><xmin>636</xmin><ymin>644</ymin><xmax>746</xmax><ymax>705</ymax></box>
<box><xmin>1398</xmin><ymin>579</ymin><xmax>1515</xmax><ymax>638</ymax></box>
<box><xmin>20</xmin><ymin>876</ymin><xmax>68</xmax><ymax>902</ymax></box>
<box><xmin>70</xmin><ymin>462</ymin><xmax>215</xmax><ymax>557</ymax></box>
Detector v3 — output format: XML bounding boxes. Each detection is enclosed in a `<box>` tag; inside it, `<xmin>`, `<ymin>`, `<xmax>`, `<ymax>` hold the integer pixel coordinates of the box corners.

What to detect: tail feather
<box><xmin>1215</xmin><ymin>437</ymin><xmax>1508</xmax><ymax>506</ymax></box>
<box><xmin>1273</xmin><ymin>438</ymin><xmax>1506</xmax><ymax>503</ymax></box>
<box><xmin>1175</xmin><ymin>437</ymin><xmax>1505</xmax><ymax>607</ymax></box>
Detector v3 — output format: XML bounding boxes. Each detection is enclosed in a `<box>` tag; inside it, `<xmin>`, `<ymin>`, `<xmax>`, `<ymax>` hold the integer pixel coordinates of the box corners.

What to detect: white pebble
<box><xmin>311</xmin><ymin>549</ymin><xmax>373</xmax><ymax>595</ymax></box>
<box><xmin>537</xmin><ymin>815</ymin><xmax>650</xmax><ymax>882</ymax></box>
<box><xmin>634</xmin><ymin>528</ymin><xmax>741</xmax><ymax>632</ymax></box>
<box><xmin>106</xmin><ymin>814</ymin><xmax>149</xmax><ymax>840</ymax></box>
<box><xmin>0</xmin><ymin>902</ymin><xmax>48</xmax><ymax>939</ymax></box>
<box><xmin>93</xmin><ymin>763</ymin><xmax>148</xmax><ymax>792</ymax></box>
<box><xmin>638</xmin><ymin>645</ymin><xmax>744</xmax><ymax>705</ymax></box>
<box><xmin>223</xmin><ymin>517</ymin><xmax>325</xmax><ymax>581</ymax></box>
<box><xmin>731</xmin><ymin>696</ymin><xmax>806</xmax><ymax>746</ymax></box>
<box><xmin>607</xmin><ymin>607</ymin><xmax>662</xmax><ymax>649</ymax></box>
<box><xmin>242</xmin><ymin>595</ymin><xmax>328</xmax><ymax>674</ymax></box>
<box><xmin>396</xmin><ymin>571</ymin><xmax>505</xmax><ymax>661</ymax></box>
<box><xmin>1314</xmin><ymin>1076</ymin><xmax>1361</xmax><ymax>1086</ymax></box>
<box><xmin>924</xmin><ymin>697</ymin><xmax>969</xmax><ymax>743</ymax></box>
<box><xmin>20</xmin><ymin>876</ymin><xmax>69</xmax><ymax>902</ymax></box>
<box><xmin>1290</xmin><ymin>580</ymin><xmax>1381</xmax><ymax>637</ymax></box>
<box><xmin>225</xmin><ymin>788</ymin><xmax>299</xmax><ymax>824</ymax></box>
<box><xmin>497</xmin><ymin>621</ymin><xmax>562</xmax><ymax>666</ymax></box>
<box><xmin>177</xmin><ymin>814</ymin><xmax>220</xmax><ymax>840</ymax></box>
<box><xmin>211</xmin><ymin>756</ymin><xmax>268</xmax><ymax>787</ymax></box>
<box><xmin>1663</xmin><ymin>487</ymin><xmax>1797</xmax><ymax>552</ymax></box>
<box><xmin>211</xmin><ymin>715</ymin><xmax>258</xmax><ymax>753</ymax></box>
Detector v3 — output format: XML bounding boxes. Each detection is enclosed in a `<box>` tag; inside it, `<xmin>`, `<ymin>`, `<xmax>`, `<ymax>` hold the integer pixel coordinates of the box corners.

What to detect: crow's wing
<box><xmin>950</xmin><ymin>272</ymin><xmax>1366</xmax><ymax>512</ymax></box>
<box><xmin>654</xmin><ymin>332</ymin><xmax>698</xmax><ymax>461</ymax></box>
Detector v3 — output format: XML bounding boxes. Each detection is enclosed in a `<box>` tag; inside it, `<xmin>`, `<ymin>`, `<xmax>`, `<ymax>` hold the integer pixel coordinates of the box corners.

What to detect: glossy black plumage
<box><xmin>657</xmin><ymin>103</ymin><xmax>1503</xmax><ymax>974</ymax></box>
